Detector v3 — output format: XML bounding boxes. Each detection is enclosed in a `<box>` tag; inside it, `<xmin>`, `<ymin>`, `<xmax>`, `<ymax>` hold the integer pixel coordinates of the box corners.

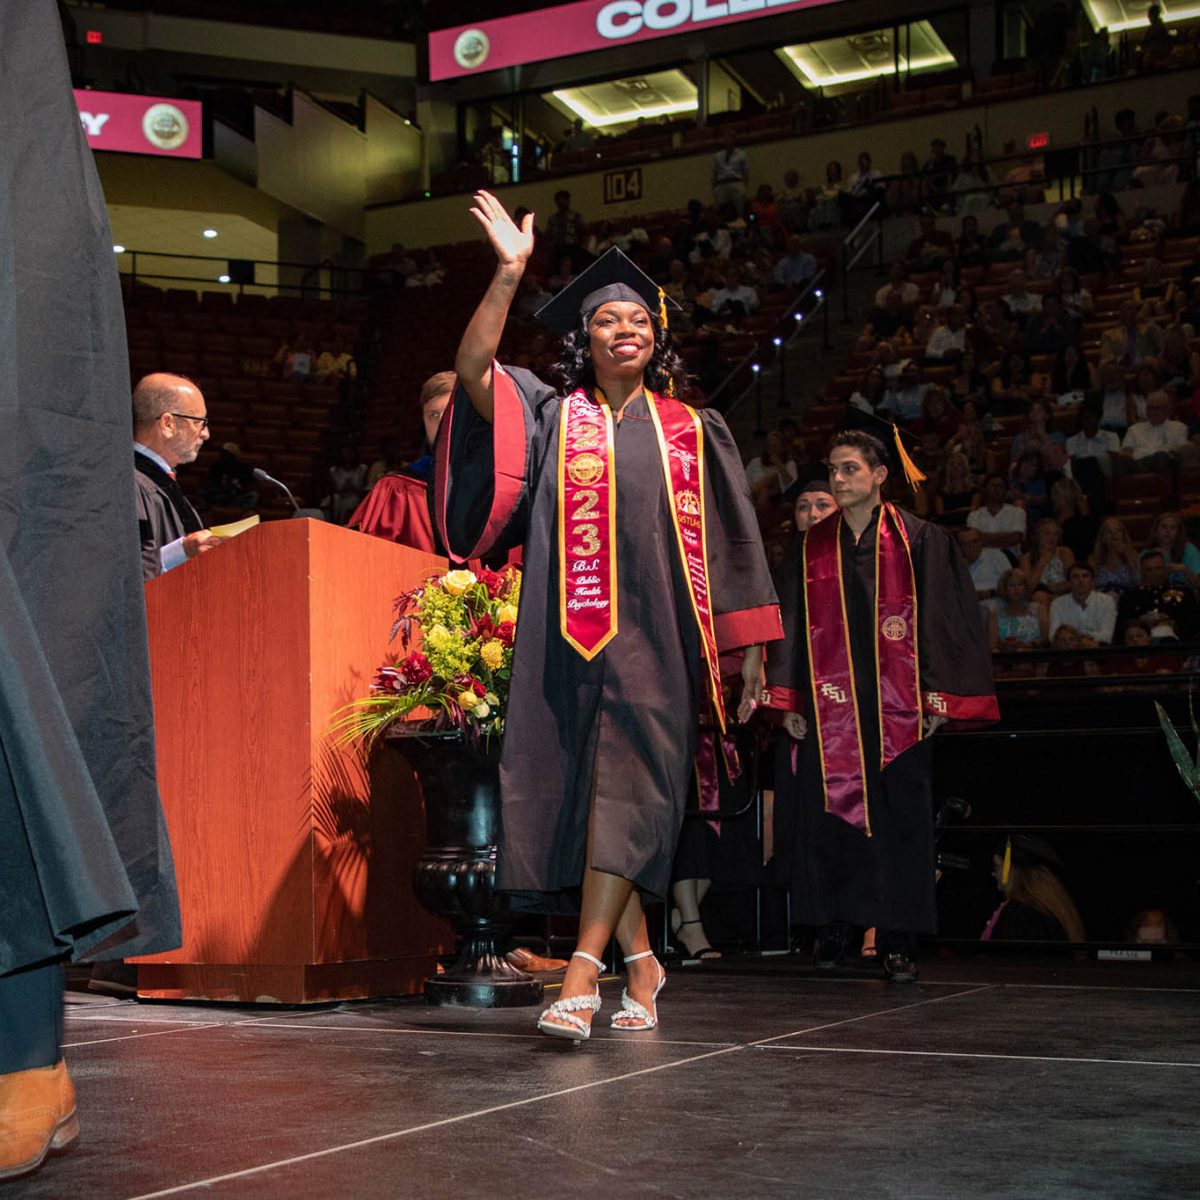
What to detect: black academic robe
<box><xmin>0</xmin><ymin>0</ymin><xmax>181</xmax><ymax>974</ymax></box>
<box><xmin>434</xmin><ymin>366</ymin><xmax>781</xmax><ymax>903</ymax></box>
<box><xmin>766</xmin><ymin>507</ymin><xmax>997</xmax><ymax>934</ymax></box>
<box><xmin>134</xmin><ymin>453</ymin><xmax>204</xmax><ymax>581</ymax></box>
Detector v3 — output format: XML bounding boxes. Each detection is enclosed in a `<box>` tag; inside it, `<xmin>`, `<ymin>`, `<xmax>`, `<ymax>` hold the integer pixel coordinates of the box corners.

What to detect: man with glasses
<box><xmin>133</xmin><ymin>373</ymin><xmax>223</xmax><ymax>579</ymax></box>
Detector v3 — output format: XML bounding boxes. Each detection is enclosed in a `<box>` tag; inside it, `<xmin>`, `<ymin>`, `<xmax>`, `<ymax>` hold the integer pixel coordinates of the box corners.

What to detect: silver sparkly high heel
<box><xmin>537</xmin><ymin>950</ymin><xmax>604</xmax><ymax>1044</ymax></box>
<box><xmin>610</xmin><ymin>949</ymin><xmax>665</xmax><ymax>1031</ymax></box>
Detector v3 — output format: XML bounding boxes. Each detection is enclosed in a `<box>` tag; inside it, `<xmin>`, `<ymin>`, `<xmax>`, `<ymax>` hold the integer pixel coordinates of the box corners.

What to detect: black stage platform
<box><xmin>12</xmin><ymin>959</ymin><xmax>1200</xmax><ymax>1199</ymax></box>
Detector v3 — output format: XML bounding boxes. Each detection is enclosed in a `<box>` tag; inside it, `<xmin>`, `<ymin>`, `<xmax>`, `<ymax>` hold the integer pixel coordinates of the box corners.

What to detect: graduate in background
<box><xmin>436</xmin><ymin>193</ymin><xmax>781</xmax><ymax>1042</ymax></box>
<box><xmin>765</xmin><ymin>425</ymin><xmax>997</xmax><ymax>981</ymax></box>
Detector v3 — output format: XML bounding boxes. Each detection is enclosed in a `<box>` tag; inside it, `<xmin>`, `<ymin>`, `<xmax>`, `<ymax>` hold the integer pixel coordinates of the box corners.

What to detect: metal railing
<box><xmin>840</xmin><ymin>201</ymin><xmax>884</xmax><ymax>322</ymax></box>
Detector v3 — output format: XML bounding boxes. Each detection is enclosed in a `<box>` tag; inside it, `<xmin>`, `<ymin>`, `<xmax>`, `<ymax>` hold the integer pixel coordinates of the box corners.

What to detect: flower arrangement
<box><xmin>332</xmin><ymin>565</ymin><xmax>520</xmax><ymax>747</ymax></box>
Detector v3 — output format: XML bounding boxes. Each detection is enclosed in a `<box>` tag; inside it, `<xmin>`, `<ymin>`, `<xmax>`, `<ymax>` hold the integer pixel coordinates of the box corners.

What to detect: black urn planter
<box><xmin>389</xmin><ymin>730</ymin><xmax>542</xmax><ymax>1008</ymax></box>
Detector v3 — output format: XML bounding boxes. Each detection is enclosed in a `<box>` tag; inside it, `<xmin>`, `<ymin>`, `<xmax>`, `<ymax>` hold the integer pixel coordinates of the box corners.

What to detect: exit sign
<box><xmin>1028</xmin><ymin>131</ymin><xmax>1049</xmax><ymax>149</ymax></box>
<box><xmin>86</xmin><ymin>29</ymin><xmax>103</xmax><ymax>44</ymax></box>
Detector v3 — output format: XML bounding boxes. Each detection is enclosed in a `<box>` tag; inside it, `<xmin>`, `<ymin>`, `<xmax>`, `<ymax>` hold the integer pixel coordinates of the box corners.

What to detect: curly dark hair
<box><xmin>553</xmin><ymin>309</ymin><xmax>689</xmax><ymax>397</ymax></box>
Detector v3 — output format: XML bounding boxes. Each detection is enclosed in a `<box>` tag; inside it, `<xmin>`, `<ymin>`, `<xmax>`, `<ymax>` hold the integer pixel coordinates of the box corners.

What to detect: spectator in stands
<box><xmin>712</xmin><ymin>129</ymin><xmax>750</xmax><ymax>214</ymax></box>
<box><xmin>1146</xmin><ymin>510</ymin><xmax>1200</xmax><ymax>588</ymax></box>
<box><xmin>1051</xmin><ymin>476</ymin><xmax>1099</xmax><ymax>562</ymax></box>
<box><xmin>988</xmin><ymin>202</ymin><xmax>1042</xmax><ymax>262</ymax></box>
<box><xmin>1119</xmin><ymin>549</ymin><xmax>1199</xmax><ymax>640</ymax></box>
<box><xmin>947</xmin><ymin>397</ymin><xmax>988</xmax><ymax>469</ymax></box>
<box><xmin>1067</xmin><ymin>403</ymin><xmax>1120</xmax><ymax>486</ymax></box>
<box><xmin>745</xmin><ymin>429</ymin><xmax>797</xmax><ymax>507</ymax></box>
<box><xmin>843</xmin><ymin>150</ymin><xmax>883</xmax><ymax>222</ymax></box>
<box><xmin>689</xmin><ymin>213</ymin><xmax>733</xmax><ymax>264</ymax></box>
<box><xmin>749</xmin><ymin>183</ymin><xmax>788</xmax><ymax>249</ymax></box>
<box><xmin>1010</xmin><ymin>449</ymin><xmax>1050</xmax><ymax>526</ymax></box>
<box><xmin>988</xmin><ymin>567</ymin><xmax>1049</xmax><ymax>648</ymax></box>
<box><xmin>935</xmin><ymin>451</ymin><xmax>978</xmax><ymax>525</ymax></box>
<box><xmin>880</xmin><ymin>358</ymin><xmax>927</xmax><ymax>424</ymax></box>
<box><xmin>1134</xmin><ymin>257</ymin><xmax>1177</xmax><ymax>320</ymax></box>
<box><xmin>1094</xmin><ymin>360</ymin><xmax>1137</xmax><ymax>434</ymax></box>
<box><xmin>548</xmin><ymin>255</ymin><xmax>578</xmax><ymax>294</ymax></box>
<box><xmin>315</xmin><ymin>341</ymin><xmax>356</xmax><ymax>382</ymax></box>
<box><xmin>950</xmin><ymin>150</ymin><xmax>993</xmax><ymax>217</ymax></box>
<box><xmin>326</xmin><ymin>443</ymin><xmax>367</xmax><ymax>525</ymax></box>
<box><xmin>919</xmin><ymin>385</ymin><xmax>961</xmax><ymax>440</ymax></box>
<box><xmin>874</xmin><ymin>259</ymin><xmax>920</xmax><ymax>309</ymax></box>
<box><xmin>710</xmin><ymin>266</ymin><xmax>760</xmax><ymax>329</ymax></box>
<box><xmin>1023</xmin><ymin>295</ymin><xmax>1073</xmax><ymax>357</ymax></box>
<box><xmin>1053</xmin><ymin>344</ymin><xmax>1096</xmax><ymax>400</ymax></box>
<box><xmin>546</xmin><ymin>189</ymin><xmax>586</xmax><ymax>261</ymax></box>
<box><xmin>1099</xmin><ymin>301</ymin><xmax>1163</xmax><ymax>369</ymax></box>
<box><xmin>991</xmin><ymin>351</ymin><xmax>1044</xmax><ymax>412</ymax></box>
<box><xmin>777</xmin><ymin>167</ymin><xmax>809</xmax><ymax>231</ymax></box>
<box><xmin>974</xmin><ymin>297</ymin><xmax>1020</xmax><ymax>362</ymax></box>
<box><xmin>848</xmin><ymin>364</ymin><xmax>886</xmax><ymax>414</ymax></box>
<box><xmin>1000</xmin><ymin>152</ymin><xmax>1046</xmax><ymax>207</ymax></box>
<box><xmin>924</xmin><ymin>305</ymin><xmax>968</xmax><ymax>363</ymax></box>
<box><xmin>1049</xmin><ymin>561</ymin><xmax>1117</xmax><ymax>642</ymax></box>
<box><xmin>956</xmin><ymin>526</ymin><xmax>1010</xmax><ymax>604</ymax></box>
<box><xmin>1001</xmin><ymin>269</ymin><xmax>1043</xmax><ymax>327</ymax></box>
<box><xmin>1020</xmin><ymin>516</ymin><xmax>1075</xmax><ymax>606</ymax></box>
<box><xmin>983</xmin><ymin>835</ymin><xmax>1086</xmax><ymax>942</ymax></box>
<box><xmin>585</xmin><ymin>220</ymin><xmax>618</xmax><ymax>258</ymax></box>
<box><xmin>560</xmin><ymin>118</ymin><xmax>593</xmax><ymax>153</ymax></box>
<box><xmin>888</xmin><ymin>151</ymin><xmax>925</xmax><ymax>215</ymax></box>
<box><xmin>774</xmin><ymin>234</ymin><xmax>818</xmax><ymax>289</ymax></box>
<box><xmin>1094</xmin><ymin>190</ymin><xmax>1128</xmax><ymax>240</ymax></box>
<box><xmin>1134</xmin><ymin>115</ymin><xmax>1187</xmax><ymax>186</ymax></box>
<box><xmin>926</xmin><ymin>258</ymin><xmax>961</xmax><ymax>310</ymax></box>
<box><xmin>809</xmin><ymin>161</ymin><xmax>844</xmax><ymax>228</ymax></box>
<box><xmin>924</xmin><ymin>137</ymin><xmax>958</xmax><ymax>210</ymax></box>
<box><xmin>1010</xmin><ymin>398</ymin><xmax>1066</xmax><ymax>463</ymax></box>
<box><xmin>905</xmin><ymin>211</ymin><xmax>955</xmax><ymax>271</ymax></box>
<box><xmin>1091</xmin><ymin>515</ymin><xmax>1141</xmax><ymax>597</ymax></box>
<box><xmin>1116</xmin><ymin>390</ymin><xmax>1199</xmax><ymax>479</ymax></box>
<box><xmin>1056</xmin><ymin>265</ymin><xmax>1095</xmax><ymax>321</ymax></box>
<box><xmin>1027</xmin><ymin>227</ymin><xmax>1063</xmax><ymax>281</ymax></box>
<box><xmin>862</xmin><ymin>289</ymin><xmax>913</xmax><ymax>347</ymax></box>
<box><xmin>1078</xmin><ymin>25</ymin><xmax>1115</xmax><ymax>82</ymax></box>
<box><xmin>1094</xmin><ymin>108</ymin><xmax>1139</xmax><ymax>192</ymax></box>
<box><xmin>515</xmin><ymin>273</ymin><xmax>554</xmax><ymax>321</ymax></box>
<box><xmin>968</xmin><ymin>473</ymin><xmax>1028</xmax><ymax>555</ymax></box>
<box><xmin>872</xmin><ymin>339</ymin><xmax>903</xmax><ymax>383</ymax></box>
<box><xmin>133</xmin><ymin>374</ymin><xmax>222</xmax><ymax>580</ymax></box>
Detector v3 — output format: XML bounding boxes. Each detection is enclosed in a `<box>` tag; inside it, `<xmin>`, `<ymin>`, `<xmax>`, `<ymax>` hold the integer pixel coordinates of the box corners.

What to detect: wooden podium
<box><xmin>133</xmin><ymin>519</ymin><xmax>453</xmax><ymax>1003</ymax></box>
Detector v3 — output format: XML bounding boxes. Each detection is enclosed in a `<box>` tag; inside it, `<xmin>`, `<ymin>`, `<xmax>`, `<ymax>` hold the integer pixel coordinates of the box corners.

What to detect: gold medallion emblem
<box><xmin>676</xmin><ymin>489</ymin><xmax>701</xmax><ymax>516</ymax></box>
<box><xmin>573</xmin><ymin>425</ymin><xmax>602</xmax><ymax>451</ymax></box>
<box><xmin>568</xmin><ymin>452</ymin><xmax>605</xmax><ymax>486</ymax></box>
<box><xmin>881</xmin><ymin>615</ymin><xmax>908</xmax><ymax>641</ymax></box>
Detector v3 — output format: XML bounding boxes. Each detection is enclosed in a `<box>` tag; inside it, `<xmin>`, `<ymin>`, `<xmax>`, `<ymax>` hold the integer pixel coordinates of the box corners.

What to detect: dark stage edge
<box><xmin>12</xmin><ymin>959</ymin><xmax>1200</xmax><ymax>1199</ymax></box>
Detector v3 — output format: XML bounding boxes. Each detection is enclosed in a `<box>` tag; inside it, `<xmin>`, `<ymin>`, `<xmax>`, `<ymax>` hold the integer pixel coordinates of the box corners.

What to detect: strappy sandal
<box><xmin>676</xmin><ymin>920</ymin><xmax>722</xmax><ymax>961</ymax></box>
<box><xmin>536</xmin><ymin>951</ymin><xmax>604</xmax><ymax>1045</ymax></box>
<box><xmin>610</xmin><ymin>950</ymin><xmax>666</xmax><ymax>1031</ymax></box>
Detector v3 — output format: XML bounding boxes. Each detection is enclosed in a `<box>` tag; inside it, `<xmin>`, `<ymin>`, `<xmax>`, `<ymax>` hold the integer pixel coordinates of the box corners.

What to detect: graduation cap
<box><xmin>840</xmin><ymin>406</ymin><xmax>927</xmax><ymax>491</ymax></box>
<box><xmin>782</xmin><ymin>467</ymin><xmax>833</xmax><ymax>504</ymax></box>
<box><xmin>535</xmin><ymin>247</ymin><xmax>682</xmax><ymax>336</ymax></box>
<box><xmin>999</xmin><ymin>834</ymin><xmax>1063</xmax><ymax>886</ymax></box>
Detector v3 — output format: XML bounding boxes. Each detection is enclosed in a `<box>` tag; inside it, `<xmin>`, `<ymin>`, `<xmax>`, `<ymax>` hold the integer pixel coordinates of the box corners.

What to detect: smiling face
<box><xmin>587</xmin><ymin>300</ymin><xmax>655</xmax><ymax>384</ymax></box>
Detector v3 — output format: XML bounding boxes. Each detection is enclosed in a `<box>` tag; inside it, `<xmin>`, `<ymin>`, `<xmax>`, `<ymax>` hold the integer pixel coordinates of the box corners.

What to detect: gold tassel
<box><xmin>657</xmin><ymin>286</ymin><xmax>669</xmax><ymax>331</ymax></box>
<box><xmin>892</xmin><ymin>423</ymin><xmax>926</xmax><ymax>490</ymax></box>
<box><xmin>1001</xmin><ymin>837</ymin><xmax>1012</xmax><ymax>888</ymax></box>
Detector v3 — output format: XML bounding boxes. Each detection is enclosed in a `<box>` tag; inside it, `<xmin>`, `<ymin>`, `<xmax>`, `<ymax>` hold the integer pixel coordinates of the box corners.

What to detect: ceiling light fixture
<box><xmin>203</xmin><ymin>228</ymin><xmax>219</xmax><ymax>239</ymax></box>
<box><xmin>112</xmin><ymin>244</ymin><xmax>125</xmax><ymax>253</ymax></box>
<box><xmin>550</xmin><ymin>90</ymin><xmax>698</xmax><ymax>128</ymax></box>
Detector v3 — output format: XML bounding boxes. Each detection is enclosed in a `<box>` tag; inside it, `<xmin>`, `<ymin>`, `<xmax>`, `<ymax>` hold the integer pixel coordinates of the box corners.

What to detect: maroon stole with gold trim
<box><xmin>557</xmin><ymin>388</ymin><xmax>726</xmax><ymax>732</ymax></box>
<box><xmin>803</xmin><ymin>503</ymin><xmax>921</xmax><ymax>834</ymax></box>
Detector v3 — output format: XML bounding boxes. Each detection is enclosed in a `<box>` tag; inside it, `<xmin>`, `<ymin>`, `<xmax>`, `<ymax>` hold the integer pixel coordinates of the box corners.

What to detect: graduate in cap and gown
<box><xmin>764</xmin><ymin>422</ymin><xmax>998</xmax><ymax>981</ymax></box>
<box><xmin>435</xmin><ymin>192</ymin><xmax>781</xmax><ymax>1041</ymax></box>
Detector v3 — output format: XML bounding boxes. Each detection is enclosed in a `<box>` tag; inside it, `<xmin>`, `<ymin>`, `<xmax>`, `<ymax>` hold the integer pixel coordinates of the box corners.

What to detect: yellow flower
<box><xmin>442</xmin><ymin>569</ymin><xmax>477</xmax><ymax>596</ymax></box>
<box><xmin>497</xmin><ymin>603</ymin><xmax>518</xmax><ymax>626</ymax></box>
<box><xmin>479</xmin><ymin>640</ymin><xmax>505</xmax><ymax>670</ymax></box>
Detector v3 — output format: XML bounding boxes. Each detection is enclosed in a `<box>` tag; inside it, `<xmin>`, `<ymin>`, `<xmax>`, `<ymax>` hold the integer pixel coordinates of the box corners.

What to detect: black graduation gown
<box><xmin>0</xmin><ymin>0</ymin><xmax>181</xmax><ymax>974</ymax></box>
<box><xmin>134</xmin><ymin>453</ymin><xmax>204</xmax><ymax>581</ymax></box>
<box><xmin>434</xmin><ymin>366</ymin><xmax>781</xmax><ymax>903</ymax></box>
<box><xmin>766</xmin><ymin>507</ymin><xmax>997</xmax><ymax>934</ymax></box>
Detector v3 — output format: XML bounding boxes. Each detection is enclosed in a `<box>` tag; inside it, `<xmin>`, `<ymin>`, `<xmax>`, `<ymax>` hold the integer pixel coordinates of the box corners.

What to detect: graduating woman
<box><xmin>435</xmin><ymin>193</ymin><xmax>781</xmax><ymax>1042</ymax></box>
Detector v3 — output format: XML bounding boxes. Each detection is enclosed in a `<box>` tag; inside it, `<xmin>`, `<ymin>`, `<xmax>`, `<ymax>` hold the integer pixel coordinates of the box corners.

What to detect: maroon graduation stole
<box><xmin>803</xmin><ymin>503</ymin><xmax>921</xmax><ymax>834</ymax></box>
<box><xmin>557</xmin><ymin>388</ymin><xmax>727</xmax><ymax>732</ymax></box>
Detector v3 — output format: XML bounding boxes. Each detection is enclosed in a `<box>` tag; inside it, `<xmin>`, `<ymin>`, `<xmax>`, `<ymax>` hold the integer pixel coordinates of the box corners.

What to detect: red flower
<box><xmin>477</xmin><ymin>568</ymin><xmax>505</xmax><ymax>597</ymax></box>
<box><xmin>398</xmin><ymin>651</ymin><xmax>432</xmax><ymax>685</ymax></box>
<box><xmin>470</xmin><ymin>614</ymin><xmax>495</xmax><ymax>641</ymax></box>
<box><xmin>496</xmin><ymin>620</ymin><xmax>515</xmax><ymax>647</ymax></box>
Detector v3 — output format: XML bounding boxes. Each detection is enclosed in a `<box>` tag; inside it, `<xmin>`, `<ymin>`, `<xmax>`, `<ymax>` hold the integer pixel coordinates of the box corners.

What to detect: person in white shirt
<box><xmin>874</xmin><ymin>260</ymin><xmax>920</xmax><ymax>309</ymax></box>
<box><xmin>1066</xmin><ymin>405</ymin><xmax>1120</xmax><ymax>481</ymax></box>
<box><xmin>1002</xmin><ymin>269</ymin><xmax>1043</xmax><ymax>322</ymax></box>
<box><xmin>712</xmin><ymin>130</ymin><xmax>750</xmax><ymax>214</ymax></box>
<box><xmin>924</xmin><ymin>306</ymin><xmax>968</xmax><ymax>362</ymax></box>
<box><xmin>1049</xmin><ymin>563</ymin><xmax>1117</xmax><ymax>643</ymax></box>
<box><xmin>956</xmin><ymin>527</ymin><xmax>1011</xmax><ymax>607</ymax></box>
<box><xmin>1116</xmin><ymin>391</ymin><xmax>1198</xmax><ymax>477</ymax></box>
<box><xmin>967</xmin><ymin>474</ymin><xmax>1027</xmax><ymax>554</ymax></box>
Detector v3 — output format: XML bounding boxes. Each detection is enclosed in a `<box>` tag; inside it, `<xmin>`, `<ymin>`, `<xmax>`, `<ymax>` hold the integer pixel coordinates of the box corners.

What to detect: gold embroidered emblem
<box><xmin>567</xmin><ymin>452</ymin><xmax>605</xmax><ymax>486</ymax></box>
<box><xmin>676</xmin><ymin>488</ymin><xmax>701</xmax><ymax>516</ymax></box>
<box><xmin>881</xmin><ymin>615</ymin><xmax>908</xmax><ymax>642</ymax></box>
<box><xmin>572</xmin><ymin>425</ymin><xmax>602</xmax><ymax>451</ymax></box>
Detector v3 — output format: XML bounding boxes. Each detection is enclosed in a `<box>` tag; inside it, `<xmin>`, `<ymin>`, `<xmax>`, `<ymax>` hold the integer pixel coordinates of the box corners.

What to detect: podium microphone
<box><xmin>253</xmin><ymin>467</ymin><xmax>302</xmax><ymax>515</ymax></box>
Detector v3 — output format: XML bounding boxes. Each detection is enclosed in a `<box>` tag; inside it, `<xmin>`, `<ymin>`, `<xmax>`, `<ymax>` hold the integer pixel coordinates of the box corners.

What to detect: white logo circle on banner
<box><xmin>454</xmin><ymin>29</ymin><xmax>491</xmax><ymax>70</ymax></box>
<box><xmin>142</xmin><ymin>103</ymin><xmax>189</xmax><ymax>150</ymax></box>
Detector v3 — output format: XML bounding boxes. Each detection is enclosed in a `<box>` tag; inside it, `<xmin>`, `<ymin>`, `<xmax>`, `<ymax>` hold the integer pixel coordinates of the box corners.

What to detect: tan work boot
<box><xmin>0</xmin><ymin>1060</ymin><xmax>78</xmax><ymax>1180</ymax></box>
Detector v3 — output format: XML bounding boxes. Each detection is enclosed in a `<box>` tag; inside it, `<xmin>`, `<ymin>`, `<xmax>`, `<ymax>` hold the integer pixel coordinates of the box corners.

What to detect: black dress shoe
<box><xmin>814</xmin><ymin>927</ymin><xmax>847</xmax><ymax>970</ymax></box>
<box><xmin>882</xmin><ymin>950</ymin><xmax>919</xmax><ymax>983</ymax></box>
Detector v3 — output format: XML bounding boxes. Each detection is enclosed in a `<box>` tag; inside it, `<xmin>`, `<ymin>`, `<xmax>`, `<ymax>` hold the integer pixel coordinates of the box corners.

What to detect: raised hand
<box><xmin>470</xmin><ymin>190</ymin><xmax>534</xmax><ymax>271</ymax></box>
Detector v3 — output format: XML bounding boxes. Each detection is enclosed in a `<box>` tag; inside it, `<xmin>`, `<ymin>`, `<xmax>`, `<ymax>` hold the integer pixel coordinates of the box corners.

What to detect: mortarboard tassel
<box><xmin>1001</xmin><ymin>837</ymin><xmax>1012</xmax><ymax>888</ymax></box>
<box><xmin>892</xmin><ymin>423</ymin><xmax>926</xmax><ymax>490</ymax></box>
<box><xmin>657</xmin><ymin>285</ymin><xmax>675</xmax><ymax>396</ymax></box>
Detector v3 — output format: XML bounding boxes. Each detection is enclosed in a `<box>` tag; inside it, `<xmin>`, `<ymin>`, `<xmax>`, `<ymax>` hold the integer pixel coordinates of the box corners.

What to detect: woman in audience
<box><xmin>1134</xmin><ymin>256</ymin><xmax>1176</xmax><ymax>320</ymax></box>
<box><xmin>848</xmin><ymin>365</ymin><xmax>886</xmax><ymax>414</ymax></box>
<box><xmin>948</xmin><ymin>349</ymin><xmax>984</xmax><ymax>405</ymax></box>
<box><xmin>1051</xmin><ymin>477</ymin><xmax>1099</xmax><ymax>562</ymax></box>
<box><xmin>987</xmin><ymin>568</ymin><xmax>1048</xmax><ymax>649</ymax></box>
<box><xmin>1129</xmin><ymin>362</ymin><xmax>1162</xmax><ymax>422</ymax></box>
<box><xmin>1030</xmin><ymin>226</ymin><xmax>1064</xmax><ymax>279</ymax></box>
<box><xmin>946</xmin><ymin>398</ymin><xmax>987</xmax><ymax>471</ymax></box>
<box><xmin>888</xmin><ymin>151</ymin><xmax>924</xmax><ymax>214</ymax></box>
<box><xmin>1145</xmin><ymin>510</ymin><xmax>1200</xmax><ymax>589</ymax></box>
<box><xmin>928</xmin><ymin>258</ymin><xmax>961</xmax><ymax>309</ymax></box>
<box><xmin>991</xmin><ymin>351</ymin><xmax>1041</xmax><ymax>412</ymax></box>
<box><xmin>1091</xmin><ymin>515</ymin><xmax>1141</xmax><ymax>598</ymax></box>
<box><xmin>1009</xmin><ymin>398</ymin><xmax>1066</xmax><ymax>463</ymax></box>
<box><xmin>919</xmin><ymin>385</ymin><xmax>961</xmax><ymax>442</ymax></box>
<box><xmin>809</xmin><ymin>161</ymin><xmax>844</xmax><ymax>228</ymax></box>
<box><xmin>1020</xmin><ymin>517</ymin><xmax>1075</xmax><ymax>606</ymax></box>
<box><xmin>935</xmin><ymin>451</ymin><xmax>978</xmax><ymax>525</ymax></box>
<box><xmin>1010</xmin><ymin>449</ymin><xmax>1050</xmax><ymax>526</ymax></box>
<box><xmin>744</xmin><ymin>429</ymin><xmax>797</xmax><ymax>507</ymax></box>
<box><xmin>951</xmin><ymin>152</ymin><xmax>993</xmax><ymax>217</ymax></box>
<box><xmin>983</xmin><ymin>835</ymin><xmax>1086</xmax><ymax>942</ymax></box>
<box><xmin>1055</xmin><ymin>266</ymin><xmax>1094</xmax><ymax>320</ymax></box>
<box><xmin>1052</xmin><ymin>344</ymin><xmax>1095</xmax><ymax>398</ymax></box>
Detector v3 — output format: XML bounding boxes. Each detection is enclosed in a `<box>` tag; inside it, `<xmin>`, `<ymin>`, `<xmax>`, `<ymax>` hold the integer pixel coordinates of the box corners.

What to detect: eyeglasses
<box><xmin>170</xmin><ymin>413</ymin><xmax>209</xmax><ymax>430</ymax></box>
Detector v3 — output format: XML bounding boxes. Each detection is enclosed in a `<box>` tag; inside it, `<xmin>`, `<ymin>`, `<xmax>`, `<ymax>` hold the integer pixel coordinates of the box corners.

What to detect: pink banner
<box><xmin>74</xmin><ymin>90</ymin><xmax>203</xmax><ymax>159</ymax></box>
<box><xmin>429</xmin><ymin>0</ymin><xmax>842</xmax><ymax>82</ymax></box>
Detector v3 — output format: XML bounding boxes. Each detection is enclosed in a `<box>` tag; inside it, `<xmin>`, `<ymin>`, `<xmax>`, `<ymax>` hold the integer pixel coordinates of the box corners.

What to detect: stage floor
<box><xmin>13</xmin><ymin>958</ymin><xmax>1200</xmax><ymax>1199</ymax></box>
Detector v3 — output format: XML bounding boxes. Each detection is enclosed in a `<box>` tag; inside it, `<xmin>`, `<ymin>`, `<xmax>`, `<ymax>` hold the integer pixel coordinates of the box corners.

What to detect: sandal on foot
<box><xmin>677</xmin><ymin>920</ymin><xmax>721</xmax><ymax>961</ymax></box>
<box><xmin>537</xmin><ymin>951</ymin><xmax>604</xmax><ymax>1044</ymax></box>
<box><xmin>610</xmin><ymin>950</ymin><xmax>666</xmax><ymax>1031</ymax></box>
